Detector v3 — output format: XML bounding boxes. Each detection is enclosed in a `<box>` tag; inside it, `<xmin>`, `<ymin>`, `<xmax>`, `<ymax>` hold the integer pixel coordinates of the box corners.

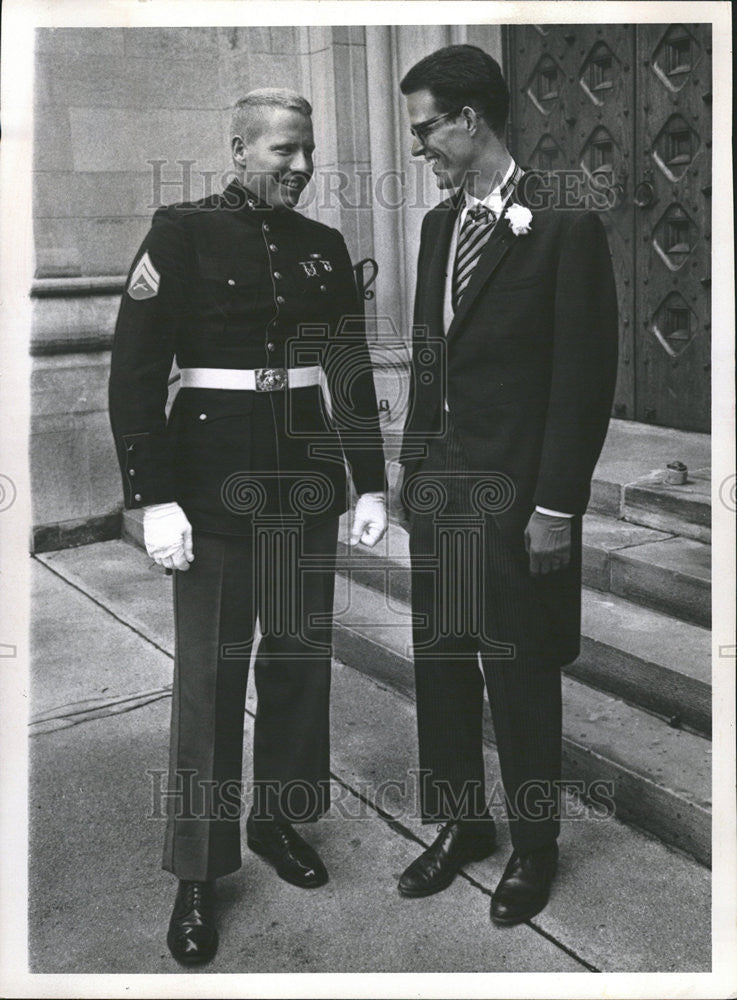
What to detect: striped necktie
<box><xmin>452</xmin><ymin>204</ymin><xmax>497</xmax><ymax>311</ymax></box>
<box><xmin>451</xmin><ymin>164</ymin><xmax>524</xmax><ymax>311</ymax></box>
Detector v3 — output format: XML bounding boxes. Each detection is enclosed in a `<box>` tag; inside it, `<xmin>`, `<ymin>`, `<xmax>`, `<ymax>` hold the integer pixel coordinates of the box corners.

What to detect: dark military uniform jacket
<box><xmin>109</xmin><ymin>180</ymin><xmax>385</xmax><ymax>535</ymax></box>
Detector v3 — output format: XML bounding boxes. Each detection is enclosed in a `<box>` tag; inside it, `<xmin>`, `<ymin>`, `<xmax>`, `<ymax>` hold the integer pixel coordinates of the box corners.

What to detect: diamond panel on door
<box><xmin>580</xmin><ymin>125</ymin><xmax>621</xmax><ymax>178</ymax></box>
<box><xmin>651</xmin><ymin>291</ymin><xmax>697</xmax><ymax>357</ymax></box>
<box><xmin>526</xmin><ymin>54</ymin><xmax>564</xmax><ymax>115</ymax></box>
<box><xmin>529</xmin><ymin>133</ymin><xmax>564</xmax><ymax>170</ymax></box>
<box><xmin>653</xmin><ymin>113</ymin><xmax>701</xmax><ymax>181</ymax></box>
<box><xmin>653</xmin><ymin>204</ymin><xmax>696</xmax><ymax>271</ymax></box>
<box><xmin>652</xmin><ymin>24</ymin><xmax>702</xmax><ymax>92</ymax></box>
<box><xmin>580</xmin><ymin>41</ymin><xmax>621</xmax><ymax>105</ymax></box>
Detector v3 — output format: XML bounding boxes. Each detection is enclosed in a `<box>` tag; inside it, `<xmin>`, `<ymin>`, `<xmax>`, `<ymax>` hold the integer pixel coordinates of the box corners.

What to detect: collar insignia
<box><xmin>300</xmin><ymin>257</ymin><xmax>333</xmax><ymax>277</ymax></box>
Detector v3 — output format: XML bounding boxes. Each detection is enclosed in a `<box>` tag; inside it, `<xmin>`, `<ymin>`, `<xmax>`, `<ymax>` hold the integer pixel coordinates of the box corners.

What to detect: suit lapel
<box><xmin>421</xmin><ymin>191</ymin><xmax>463</xmax><ymax>335</ymax></box>
<box><xmin>445</xmin><ymin>221</ymin><xmax>516</xmax><ymax>340</ymax></box>
<box><xmin>445</xmin><ymin>167</ymin><xmax>530</xmax><ymax>342</ymax></box>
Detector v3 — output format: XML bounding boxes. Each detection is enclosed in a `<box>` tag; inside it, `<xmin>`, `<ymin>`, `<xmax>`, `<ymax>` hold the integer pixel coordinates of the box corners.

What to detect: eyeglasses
<box><xmin>409</xmin><ymin>109</ymin><xmax>462</xmax><ymax>145</ymax></box>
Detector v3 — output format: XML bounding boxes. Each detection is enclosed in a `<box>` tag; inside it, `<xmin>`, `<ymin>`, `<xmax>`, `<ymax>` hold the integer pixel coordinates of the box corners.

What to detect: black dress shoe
<box><xmin>166</xmin><ymin>879</ymin><xmax>218</xmax><ymax>965</ymax></box>
<box><xmin>246</xmin><ymin>813</ymin><xmax>328</xmax><ymax>888</ymax></box>
<box><xmin>490</xmin><ymin>841</ymin><xmax>559</xmax><ymax>926</ymax></box>
<box><xmin>398</xmin><ymin>819</ymin><xmax>497</xmax><ymax>898</ymax></box>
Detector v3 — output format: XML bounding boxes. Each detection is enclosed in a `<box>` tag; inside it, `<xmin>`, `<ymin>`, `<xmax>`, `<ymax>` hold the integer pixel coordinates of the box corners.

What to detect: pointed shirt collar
<box><xmin>462</xmin><ymin>158</ymin><xmax>518</xmax><ymax>221</ymax></box>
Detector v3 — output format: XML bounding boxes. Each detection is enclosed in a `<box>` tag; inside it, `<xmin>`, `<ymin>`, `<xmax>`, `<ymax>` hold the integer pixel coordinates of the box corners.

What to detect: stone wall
<box><xmin>30</xmin><ymin>24</ymin><xmax>502</xmax><ymax>550</ymax></box>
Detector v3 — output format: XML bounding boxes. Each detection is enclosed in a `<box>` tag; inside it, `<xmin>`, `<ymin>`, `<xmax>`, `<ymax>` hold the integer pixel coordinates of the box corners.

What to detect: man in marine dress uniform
<box><xmin>109</xmin><ymin>89</ymin><xmax>387</xmax><ymax>965</ymax></box>
<box><xmin>395</xmin><ymin>46</ymin><xmax>618</xmax><ymax>924</ymax></box>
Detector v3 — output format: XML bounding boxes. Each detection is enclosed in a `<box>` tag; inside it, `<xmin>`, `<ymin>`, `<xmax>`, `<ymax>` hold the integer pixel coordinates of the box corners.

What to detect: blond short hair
<box><xmin>231</xmin><ymin>88</ymin><xmax>312</xmax><ymax>141</ymax></box>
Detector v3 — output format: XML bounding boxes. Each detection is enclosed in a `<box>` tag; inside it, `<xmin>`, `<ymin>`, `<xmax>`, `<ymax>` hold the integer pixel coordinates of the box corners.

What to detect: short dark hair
<box><xmin>400</xmin><ymin>44</ymin><xmax>509</xmax><ymax>136</ymax></box>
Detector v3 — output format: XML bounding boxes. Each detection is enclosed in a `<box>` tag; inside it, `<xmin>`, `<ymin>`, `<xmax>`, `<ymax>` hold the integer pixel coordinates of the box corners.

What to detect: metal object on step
<box><xmin>665</xmin><ymin>461</ymin><xmax>688</xmax><ymax>485</ymax></box>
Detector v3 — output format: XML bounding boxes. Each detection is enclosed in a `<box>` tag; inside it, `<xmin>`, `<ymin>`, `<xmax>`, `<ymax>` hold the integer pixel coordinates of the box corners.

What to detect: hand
<box><xmin>143</xmin><ymin>502</ymin><xmax>194</xmax><ymax>572</ymax></box>
<box><xmin>349</xmin><ymin>492</ymin><xmax>387</xmax><ymax>548</ymax></box>
<box><xmin>524</xmin><ymin>510</ymin><xmax>572</xmax><ymax>576</ymax></box>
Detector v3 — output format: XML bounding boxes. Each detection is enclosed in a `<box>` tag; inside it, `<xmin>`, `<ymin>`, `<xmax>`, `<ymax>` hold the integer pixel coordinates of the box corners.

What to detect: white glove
<box><xmin>349</xmin><ymin>492</ymin><xmax>387</xmax><ymax>548</ymax></box>
<box><xmin>143</xmin><ymin>502</ymin><xmax>194</xmax><ymax>572</ymax></box>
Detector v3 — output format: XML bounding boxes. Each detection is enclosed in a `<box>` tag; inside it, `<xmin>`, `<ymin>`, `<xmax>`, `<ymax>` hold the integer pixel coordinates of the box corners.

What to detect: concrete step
<box><xmin>581</xmin><ymin>513</ymin><xmax>674</xmax><ymax>592</ymax></box>
<box><xmin>574</xmin><ymin>590</ymin><xmax>710</xmax><ymax>737</ymax></box>
<box><xmin>582</xmin><ymin>513</ymin><xmax>711</xmax><ymax>628</ymax></box>
<box><xmin>622</xmin><ymin>468</ymin><xmax>710</xmax><ymax>544</ymax></box>
<box><xmin>121</xmin><ymin>507</ymin><xmax>144</xmax><ymax>548</ymax></box>
<box><xmin>331</xmin><ymin>575</ymin><xmax>711</xmax><ymax>867</ymax></box>
<box><xmin>608</xmin><ymin>534</ymin><xmax>711</xmax><ymax>629</ymax></box>
<box><xmin>333</xmin><ymin>519</ymin><xmax>711</xmax><ymax>732</ymax></box>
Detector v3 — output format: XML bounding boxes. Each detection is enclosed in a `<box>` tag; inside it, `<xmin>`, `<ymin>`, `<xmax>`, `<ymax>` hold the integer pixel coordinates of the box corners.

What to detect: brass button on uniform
<box><xmin>269</xmin><ymin>244</ymin><xmax>278</xmax><ymax>252</ymax></box>
<box><xmin>273</xmin><ymin>271</ymin><xmax>282</xmax><ymax>280</ymax></box>
<box><xmin>227</xmin><ymin>278</ymin><xmax>235</xmax><ymax>286</ymax></box>
<box><xmin>199</xmin><ymin>413</ymin><xmax>207</xmax><ymax>421</ymax></box>
<box><xmin>263</xmin><ymin>223</ymin><xmax>271</xmax><ymax>233</ymax></box>
<box><xmin>129</xmin><ymin>469</ymin><xmax>135</xmax><ymax>476</ymax></box>
<box><xmin>320</xmin><ymin>284</ymin><xmax>327</xmax><ymax>292</ymax></box>
<box><xmin>276</xmin><ymin>295</ymin><xmax>285</xmax><ymax>304</ymax></box>
<box><xmin>267</xmin><ymin>342</ymin><xmax>276</xmax><ymax>352</ymax></box>
<box><xmin>134</xmin><ymin>493</ymin><xmax>142</xmax><ymax>502</ymax></box>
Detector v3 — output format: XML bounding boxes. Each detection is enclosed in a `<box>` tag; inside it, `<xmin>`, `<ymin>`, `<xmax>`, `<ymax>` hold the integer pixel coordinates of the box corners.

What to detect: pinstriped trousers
<box><xmin>408</xmin><ymin>418</ymin><xmax>563</xmax><ymax>853</ymax></box>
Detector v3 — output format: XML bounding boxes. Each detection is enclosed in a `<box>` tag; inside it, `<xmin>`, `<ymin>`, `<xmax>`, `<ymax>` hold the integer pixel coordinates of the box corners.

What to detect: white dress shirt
<box><xmin>441</xmin><ymin>160</ymin><xmax>572</xmax><ymax>520</ymax></box>
<box><xmin>442</xmin><ymin>158</ymin><xmax>517</xmax><ymax>334</ymax></box>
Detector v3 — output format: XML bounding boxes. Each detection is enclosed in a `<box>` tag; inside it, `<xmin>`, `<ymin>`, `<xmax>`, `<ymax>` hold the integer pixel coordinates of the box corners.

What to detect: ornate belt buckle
<box><xmin>255</xmin><ymin>367</ymin><xmax>288</xmax><ymax>391</ymax></box>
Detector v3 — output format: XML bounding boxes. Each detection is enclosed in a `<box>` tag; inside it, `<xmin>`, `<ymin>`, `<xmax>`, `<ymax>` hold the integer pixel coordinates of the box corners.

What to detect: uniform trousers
<box><xmin>408</xmin><ymin>419</ymin><xmax>562</xmax><ymax>853</ymax></box>
<box><xmin>162</xmin><ymin>516</ymin><xmax>338</xmax><ymax>881</ymax></box>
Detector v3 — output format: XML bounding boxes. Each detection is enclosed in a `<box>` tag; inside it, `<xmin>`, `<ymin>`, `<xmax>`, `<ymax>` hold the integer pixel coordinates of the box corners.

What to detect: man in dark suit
<box><xmin>109</xmin><ymin>89</ymin><xmax>386</xmax><ymax>964</ymax></box>
<box><xmin>395</xmin><ymin>45</ymin><xmax>618</xmax><ymax>924</ymax></box>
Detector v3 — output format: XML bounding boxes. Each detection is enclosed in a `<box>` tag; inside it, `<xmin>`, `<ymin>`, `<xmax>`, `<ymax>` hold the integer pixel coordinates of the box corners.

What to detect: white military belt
<box><xmin>179</xmin><ymin>366</ymin><xmax>322</xmax><ymax>392</ymax></box>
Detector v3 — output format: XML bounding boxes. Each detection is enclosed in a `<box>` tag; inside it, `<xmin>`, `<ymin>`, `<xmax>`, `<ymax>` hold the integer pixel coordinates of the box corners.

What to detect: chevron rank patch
<box><xmin>127</xmin><ymin>251</ymin><xmax>160</xmax><ymax>300</ymax></box>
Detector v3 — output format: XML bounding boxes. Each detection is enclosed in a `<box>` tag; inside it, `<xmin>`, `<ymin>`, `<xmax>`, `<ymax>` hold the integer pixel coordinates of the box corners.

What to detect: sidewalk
<box><xmin>29</xmin><ymin>541</ymin><xmax>710</xmax><ymax>974</ymax></box>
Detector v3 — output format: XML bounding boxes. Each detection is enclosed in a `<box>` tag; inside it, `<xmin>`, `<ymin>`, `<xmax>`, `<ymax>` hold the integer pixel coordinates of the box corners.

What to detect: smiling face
<box><xmin>233</xmin><ymin>106</ymin><xmax>315</xmax><ymax>209</ymax></box>
<box><xmin>405</xmin><ymin>88</ymin><xmax>474</xmax><ymax>190</ymax></box>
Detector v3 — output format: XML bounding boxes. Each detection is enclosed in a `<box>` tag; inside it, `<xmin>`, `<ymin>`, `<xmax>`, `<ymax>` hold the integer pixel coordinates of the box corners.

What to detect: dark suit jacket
<box><xmin>400</xmin><ymin>172</ymin><xmax>619</xmax><ymax>666</ymax></box>
<box><xmin>109</xmin><ymin>180</ymin><xmax>385</xmax><ymax>535</ymax></box>
<box><xmin>401</xmin><ymin>173</ymin><xmax>619</xmax><ymax>529</ymax></box>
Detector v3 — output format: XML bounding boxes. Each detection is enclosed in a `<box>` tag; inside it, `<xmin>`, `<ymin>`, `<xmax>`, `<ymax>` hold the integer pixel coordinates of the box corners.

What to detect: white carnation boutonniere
<box><xmin>505</xmin><ymin>203</ymin><xmax>533</xmax><ymax>236</ymax></box>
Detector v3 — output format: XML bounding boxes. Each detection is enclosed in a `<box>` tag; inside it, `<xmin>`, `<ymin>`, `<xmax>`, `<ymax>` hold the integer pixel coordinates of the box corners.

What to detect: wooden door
<box><xmin>506</xmin><ymin>23</ymin><xmax>711</xmax><ymax>432</ymax></box>
<box><xmin>632</xmin><ymin>23</ymin><xmax>711</xmax><ymax>430</ymax></box>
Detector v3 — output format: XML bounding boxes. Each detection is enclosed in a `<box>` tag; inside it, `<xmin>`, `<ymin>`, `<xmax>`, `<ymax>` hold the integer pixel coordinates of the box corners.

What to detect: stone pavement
<box><xmin>28</xmin><ymin>541</ymin><xmax>711</xmax><ymax>975</ymax></box>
